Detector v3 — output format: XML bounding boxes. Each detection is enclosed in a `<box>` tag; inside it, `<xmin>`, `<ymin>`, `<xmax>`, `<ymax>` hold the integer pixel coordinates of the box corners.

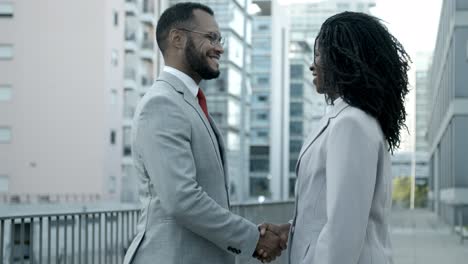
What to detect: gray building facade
<box><xmin>249</xmin><ymin>0</ymin><xmax>290</xmax><ymax>201</ymax></box>
<box><xmin>427</xmin><ymin>0</ymin><xmax>468</xmax><ymax>225</ymax></box>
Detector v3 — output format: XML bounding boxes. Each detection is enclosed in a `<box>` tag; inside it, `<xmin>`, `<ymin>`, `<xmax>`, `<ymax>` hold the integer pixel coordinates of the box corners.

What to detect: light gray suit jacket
<box><xmin>288</xmin><ymin>99</ymin><xmax>393</xmax><ymax>264</ymax></box>
<box><xmin>123</xmin><ymin>72</ymin><xmax>259</xmax><ymax>264</ymax></box>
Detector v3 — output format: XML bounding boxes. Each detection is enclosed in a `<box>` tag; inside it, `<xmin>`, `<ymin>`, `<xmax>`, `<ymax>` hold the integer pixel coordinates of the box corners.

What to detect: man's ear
<box><xmin>168</xmin><ymin>29</ymin><xmax>185</xmax><ymax>50</ymax></box>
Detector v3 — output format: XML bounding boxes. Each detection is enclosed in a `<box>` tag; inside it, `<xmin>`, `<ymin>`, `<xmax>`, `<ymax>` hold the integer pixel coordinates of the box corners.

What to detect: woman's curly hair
<box><xmin>315</xmin><ymin>11</ymin><xmax>411</xmax><ymax>153</ymax></box>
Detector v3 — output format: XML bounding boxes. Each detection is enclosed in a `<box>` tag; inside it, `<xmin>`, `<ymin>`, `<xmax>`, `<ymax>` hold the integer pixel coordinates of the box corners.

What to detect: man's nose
<box><xmin>215</xmin><ymin>44</ymin><xmax>224</xmax><ymax>54</ymax></box>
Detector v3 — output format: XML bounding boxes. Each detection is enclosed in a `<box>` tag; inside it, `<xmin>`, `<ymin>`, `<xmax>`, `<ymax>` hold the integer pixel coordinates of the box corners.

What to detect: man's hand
<box><xmin>257</xmin><ymin>223</ymin><xmax>291</xmax><ymax>261</ymax></box>
<box><xmin>254</xmin><ymin>223</ymin><xmax>291</xmax><ymax>263</ymax></box>
<box><xmin>254</xmin><ymin>229</ymin><xmax>282</xmax><ymax>263</ymax></box>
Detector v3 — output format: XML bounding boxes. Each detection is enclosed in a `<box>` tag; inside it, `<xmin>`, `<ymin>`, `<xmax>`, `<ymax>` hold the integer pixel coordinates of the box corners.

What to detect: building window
<box><xmin>256</xmin><ymin>112</ymin><xmax>268</xmax><ymax>121</ymax></box>
<box><xmin>250</xmin><ymin>158</ymin><xmax>269</xmax><ymax>172</ymax></box>
<box><xmin>113</xmin><ymin>10</ymin><xmax>118</xmax><ymax>26</ymax></box>
<box><xmin>0</xmin><ymin>127</ymin><xmax>11</xmax><ymax>143</ymax></box>
<box><xmin>250</xmin><ymin>177</ymin><xmax>270</xmax><ymax>197</ymax></box>
<box><xmin>111</xmin><ymin>49</ymin><xmax>118</xmax><ymax>66</ymax></box>
<box><xmin>466</xmin><ymin>40</ymin><xmax>468</xmax><ymax>60</ymax></box>
<box><xmin>257</xmin><ymin>130</ymin><xmax>268</xmax><ymax>138</ymax></box>
<box><xmin>251</xmin><ymin>146</ymin><xmax>269</xmax><ymax>156</ymax></box>
<box><xmin>289</xmin><ymin>159</ymin><xmax>298</xmax><ymax>172</ymax></box>
<box><xmin>123</xmin><ymin>126</ymin><xmax>132</xmax><ymax>156</ymax></box>
<box><xmin>257</xmin><ymin>77</ymin><xmax>269</xmax><ymax>85</ymax></box>
<box><xmin>0</xmin><ymin>3</ymin><xmax>13</xmax><ymax>17</ymax></box>
<box><xmin>290</xmin><ymin>102</ymin><xmax>303</xmax><ymax>117</ymax></box>
<box><xmin>0</xmin><ymin>44</ymin><xmax>13</xmax><ymax>60</ymax></box>
<box><xmin>257</xmin><ymin>95</ymin><xmax>268</xmax><ymax>102</ymax></box>
<box><xmin>0</xmin><ymin>85</ymin><xmax>12</xmax><ymax>101</ymax></box>
<box><xmin>290</xmin><ymin>121</ymin><xmax>303</xmax><ymax>136</ymax></box>
<box><xmin>289</xmin><ymin>177</ymin><xmax>296</xmax><ymax>197</ymax></box>
<box><xmin>289</xmin><ymin>139</ymin><xmax>302</xmax><ymax>154</ymax></box>
<box><xmin>110</xmin><ymin>130</ymin><xmax>116</xmax><ymax>145</ymax></box>
<box><xmin>290</xmin><ymin>84</ymin><xmax>303</xmax><ymax>97</ymax></box>
<box><xmin>0</xmin><ymin>175</ymin><xmax>8</xmax><ymax>192</ymax></box>
<box><xmin>290</xmin><ymin>65</ymin><xmax>303</xmax><ymax>79</ymax></box>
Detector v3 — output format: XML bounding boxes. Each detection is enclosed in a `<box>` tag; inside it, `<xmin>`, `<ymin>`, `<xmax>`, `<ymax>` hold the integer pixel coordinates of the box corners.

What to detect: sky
<box><xmin>371</xmin><ymin>0</ymin><xmax>443</xmax><ymax>56</ymax></box>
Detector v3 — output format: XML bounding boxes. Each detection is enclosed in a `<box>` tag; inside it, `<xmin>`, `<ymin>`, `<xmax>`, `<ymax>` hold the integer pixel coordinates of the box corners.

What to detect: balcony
<box><xmin>124</xmin><ymin>68</ymin><xmax>137</xmax><ymax>90</ymax></box>
<box><xmin>124</xmin><ymin>31</ymin><xmax>138</xmax><ymax>52</ymax></box>
<box><xmin>140</xmin><ymin>5</ymin><xmax>155</xmax><ymax>25</ymax></box>
<box><xmin>125</xmin><ymin>0</ymin><xmax>138</xmax><ymax>16</ymax></box>
<box><xmin>140</xmin><ymin>40</ymin><xmax>154</xmax><ymax>60</ymax></box>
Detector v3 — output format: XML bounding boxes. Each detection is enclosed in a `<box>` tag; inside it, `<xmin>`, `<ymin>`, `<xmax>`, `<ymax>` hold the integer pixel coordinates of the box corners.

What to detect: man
<box><xmin>123</xmin><ymin>3</ymin><xmax>284</xmax><ymax>263</ymax></box>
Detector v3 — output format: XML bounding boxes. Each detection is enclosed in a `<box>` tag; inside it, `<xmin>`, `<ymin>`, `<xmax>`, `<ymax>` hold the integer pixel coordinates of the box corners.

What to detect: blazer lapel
<box><xmin>295</xmin><ymin>117</ymin><xmax>330</xmax><ymax>175</ymax></box>
<box><xmin>295</xmin><ymin>99</ymin><xmax>350</xmax><ymax>175</ymax></box>
<box><xmin>156</xmin><ymin>72</ymin><xmax>224</xmax><ymax>171</ymax></box>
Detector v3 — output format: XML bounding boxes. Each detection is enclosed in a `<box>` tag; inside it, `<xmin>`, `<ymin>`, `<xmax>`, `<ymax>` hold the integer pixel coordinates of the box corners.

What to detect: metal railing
<box><xmin>0</xmin><ymin>201</ymin><xmax>294</xmax><ymax>264</ymax></box>
<box><xmin>454</xmin><ymin>204</ymin><xmax>468</xmax><ymax>244</ymax></box>
<box><xmin>0</xmin><ymin>207</ymin><xmax>140</xmax><ymax>264</ymax></box>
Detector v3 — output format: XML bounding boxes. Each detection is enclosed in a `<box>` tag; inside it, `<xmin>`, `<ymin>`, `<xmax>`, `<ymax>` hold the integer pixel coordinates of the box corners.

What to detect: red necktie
<box><xmin>197</xmin><ymin>88</ymin><xmax>209</xmax><ymax>119</ymax></box>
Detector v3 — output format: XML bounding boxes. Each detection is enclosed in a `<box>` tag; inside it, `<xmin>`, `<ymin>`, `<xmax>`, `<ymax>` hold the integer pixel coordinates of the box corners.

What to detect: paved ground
<box><xmin>391</xmin><ymin>209</ymin><xmax>468</xmax><ymax>264</ymax></box>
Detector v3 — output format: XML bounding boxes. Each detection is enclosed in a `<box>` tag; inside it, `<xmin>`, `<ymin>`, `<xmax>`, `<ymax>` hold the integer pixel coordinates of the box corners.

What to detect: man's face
<box><xmin>184</xmin><ymin>10</ymin><xmax>224</xmax><ymax>80</ymax></box>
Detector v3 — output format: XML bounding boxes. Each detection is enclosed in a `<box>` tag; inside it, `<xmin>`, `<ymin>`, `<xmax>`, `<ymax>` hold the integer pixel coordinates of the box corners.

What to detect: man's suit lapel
<box><xmin>157</xmin><ymin>72</ymin><xmax>224</xmax><ymax>171</ymax></box>
<box><xmin>209</xmin><ymin>117</ymin><xmax>230</xmax><ymax>207</ymax></box>
<box><xmin>295</xmin><ymin>99</ymin><xmax>350</xmax><ymax>175</ymax></box>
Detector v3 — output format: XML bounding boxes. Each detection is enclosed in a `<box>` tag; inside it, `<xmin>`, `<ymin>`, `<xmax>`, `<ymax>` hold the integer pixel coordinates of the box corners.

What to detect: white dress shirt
<box><xmin>163</xmin><ymin>66</ymin><xmax>199</xmax><ymax>98</ymax></box>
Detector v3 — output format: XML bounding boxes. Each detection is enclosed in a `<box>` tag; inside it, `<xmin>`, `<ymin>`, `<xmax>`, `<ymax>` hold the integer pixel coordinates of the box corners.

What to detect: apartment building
<box><xmin>0</xmin><ymin>0</ymin><xmax>165</xmax><ymax>204</ymax></box>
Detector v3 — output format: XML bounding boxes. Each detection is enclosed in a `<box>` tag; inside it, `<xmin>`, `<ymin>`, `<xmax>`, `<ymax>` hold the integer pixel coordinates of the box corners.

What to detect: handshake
<box><xmin>253</xmin><ymin>223</ymin><xmax>291</xmax><ymax>263</ymax></box>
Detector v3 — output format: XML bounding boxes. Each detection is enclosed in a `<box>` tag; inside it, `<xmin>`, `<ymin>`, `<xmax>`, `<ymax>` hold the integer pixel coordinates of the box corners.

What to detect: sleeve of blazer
<box><xmin>312</xmin><ymin>114</ymin><xmax>379</xmax><ymax>264</ymax></box>
<box><xmin>136</xmin><ymin>95</ymin><xmax>259</xmax><ymax>258</ymax></box>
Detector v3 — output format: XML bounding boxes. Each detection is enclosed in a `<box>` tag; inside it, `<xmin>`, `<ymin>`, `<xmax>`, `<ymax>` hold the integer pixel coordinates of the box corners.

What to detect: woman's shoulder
<box><xmin>332</xmin><ymin>103</ymin><xmax>383</xmax><ymax>139</ymax></box>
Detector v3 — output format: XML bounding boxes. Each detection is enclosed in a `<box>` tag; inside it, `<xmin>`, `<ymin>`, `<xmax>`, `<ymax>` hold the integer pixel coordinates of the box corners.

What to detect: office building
<box><xmin>249</xmin><ymin>0</ymin><xmax>290</xmax><ymax>201</ymax></box>
<box><xmin>427</xmin><ymin>0</ymin><xmax>468</xmax><ymax>224</ymax></box>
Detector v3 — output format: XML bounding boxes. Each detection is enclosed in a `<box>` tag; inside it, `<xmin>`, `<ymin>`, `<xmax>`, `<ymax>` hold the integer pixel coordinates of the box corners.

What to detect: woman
<box><xmin>259</xmin><ymin>11</ymin><xmax>410</xmax><ymax>264</ymax></box>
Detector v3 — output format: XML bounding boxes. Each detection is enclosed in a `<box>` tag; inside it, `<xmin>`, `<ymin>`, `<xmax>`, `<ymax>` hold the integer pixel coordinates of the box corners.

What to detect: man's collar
<box><xmin>163</xmin><ymin>66</ymin><xmax>199</xmax><ymax>97</ymax></box>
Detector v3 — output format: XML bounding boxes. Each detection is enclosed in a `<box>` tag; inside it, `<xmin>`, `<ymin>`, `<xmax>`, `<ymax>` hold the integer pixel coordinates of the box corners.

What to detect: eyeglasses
<box><xmin>177</xmin><ymin>28</ymin><xmax>225</xmax><ymax>47</ymax></box>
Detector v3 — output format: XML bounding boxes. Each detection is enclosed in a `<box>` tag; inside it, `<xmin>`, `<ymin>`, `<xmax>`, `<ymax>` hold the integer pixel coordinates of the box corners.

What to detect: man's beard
<box><xmin>185</xmin><ymin>37</ymin><xmax>220</xmax><ymax>80</ymax></box>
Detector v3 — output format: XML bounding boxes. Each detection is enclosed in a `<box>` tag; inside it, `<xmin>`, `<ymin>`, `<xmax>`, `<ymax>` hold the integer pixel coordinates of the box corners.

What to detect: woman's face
<box><xmin>310</xmin><ymin>42</ymin><xmax>324</xmax><ymax>94</ymax></box>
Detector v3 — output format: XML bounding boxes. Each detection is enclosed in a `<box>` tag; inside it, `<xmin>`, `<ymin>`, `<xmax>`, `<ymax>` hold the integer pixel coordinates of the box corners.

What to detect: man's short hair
<box><xmin>156</xmin><ymin>2</ymin><xmax>214</xmax><ymax>54</ymax></box>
